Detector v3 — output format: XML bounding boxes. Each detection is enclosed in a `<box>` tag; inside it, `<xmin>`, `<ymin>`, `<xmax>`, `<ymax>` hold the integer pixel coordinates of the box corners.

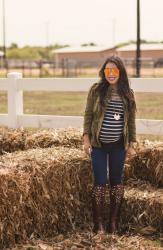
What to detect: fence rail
<box><xmin>0</xmin><ymin>72</ymin><xmax>163</xmax><ymax>135</ymax></box>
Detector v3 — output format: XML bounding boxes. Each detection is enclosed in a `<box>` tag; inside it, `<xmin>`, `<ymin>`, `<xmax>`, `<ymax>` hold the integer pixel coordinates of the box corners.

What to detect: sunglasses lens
<box><xmin>104</xmin><ymin>68</ymin><xmax>110</xmax><ymax>75</ymax></box>
<box><xmin>104</xmin><ymin>68</ymin><xmax>119</xmax><ymax>77</ymax></box>
<box><xmin>112</xmin><ymin>68</ymin><xmax>119</xmax><ymax>76</ymax></box>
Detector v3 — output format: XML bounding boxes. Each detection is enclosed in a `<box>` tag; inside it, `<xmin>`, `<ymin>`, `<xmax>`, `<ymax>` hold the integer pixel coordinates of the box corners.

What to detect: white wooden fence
<box><xmin>0</xmin><ymin>72</ymin><xmax>163</xmax><ymax>135</ymax></box>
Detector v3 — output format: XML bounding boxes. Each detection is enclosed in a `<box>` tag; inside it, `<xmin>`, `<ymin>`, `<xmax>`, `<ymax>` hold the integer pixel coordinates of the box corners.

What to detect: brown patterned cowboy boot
<box><xmin>109</xmin><ymin>184</ymin><xmax>124</xmax><ymax>234</ymax></box>
<box><xmin>91</xmin><ymin>185</ymin><xmax>106</xmax><ymax>234</ymax></box>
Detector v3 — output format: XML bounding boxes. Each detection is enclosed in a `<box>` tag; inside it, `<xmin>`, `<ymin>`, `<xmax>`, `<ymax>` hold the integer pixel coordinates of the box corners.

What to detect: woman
<box><xmin>83</xmin><ymin>56</ymin><xmax>136</xmax><ymax>234</ymax></box>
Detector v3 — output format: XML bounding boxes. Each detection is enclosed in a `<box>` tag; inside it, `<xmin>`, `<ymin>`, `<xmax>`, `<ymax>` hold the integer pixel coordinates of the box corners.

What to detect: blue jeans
<box><xmin>91</xmin><ymin>137</ymin><xmax>126</xmax><ymax>187</ymax></box>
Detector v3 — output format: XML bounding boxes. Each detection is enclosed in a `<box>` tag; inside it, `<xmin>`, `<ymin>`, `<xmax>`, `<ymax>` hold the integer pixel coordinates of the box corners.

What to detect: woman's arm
<box><xmin>83</xmin><ymin>85</ymin><xmax>95</xmax><ymax>154</ymax></box>
<box><xmin>83</xmin><ymin>85</ymin><xmax>95</xmax><ymax>137</ymax></box>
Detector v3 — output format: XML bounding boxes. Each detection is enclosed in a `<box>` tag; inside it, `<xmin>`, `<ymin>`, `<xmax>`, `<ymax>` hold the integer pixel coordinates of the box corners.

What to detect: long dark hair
<box><xmin>96</xmin><ymin>56</ymin><xmax>136</xmax><ymax>111</ymax></box>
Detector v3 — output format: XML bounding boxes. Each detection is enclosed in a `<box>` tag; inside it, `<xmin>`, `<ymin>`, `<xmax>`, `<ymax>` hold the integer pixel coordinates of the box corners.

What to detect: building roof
<box><xmin>52</xmin><ymin>45</ymin><xmax>113</xmax><ymax>54</ymax></box>
<box><xmin>117</xmin><ymin>43</ymin><xmax>163</xmax><ymax>51</ymax></box>
<box><xmin>52</xmin><ymin>43</ymin><xmax>163</xmax><ymax>55</ymax></box>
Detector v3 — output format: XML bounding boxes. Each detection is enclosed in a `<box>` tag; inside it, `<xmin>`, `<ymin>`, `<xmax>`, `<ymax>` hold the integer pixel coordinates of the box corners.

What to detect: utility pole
<box><xmin>45</xmin><ymin>21</ymin><xmax>50</xmax><ymax>60</ymax></box>
<box><xmin>112</xmin><ymin>18</ymin><xmax>116</xmax><ymax>47</ymax></box>
<box><xmin>2</xmin><ymin>0</ymin><xmax>8</xmax><ymax>70</ymax></box>
<box><xmin>136</xmin><ymin>0</ymin><xmax>141</xmax><ymax>77</ymax></box>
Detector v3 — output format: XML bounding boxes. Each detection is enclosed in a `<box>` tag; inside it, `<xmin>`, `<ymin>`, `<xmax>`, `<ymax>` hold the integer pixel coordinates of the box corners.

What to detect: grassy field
<box><xmin>0</xmin><ymin>91</ymin><xmax>163</xmax><ymax>140</ymax></box>
<box><xmin>0</xmin><ymin>91</ymin><xmax>163</xmax><ymax>118</ymax></box>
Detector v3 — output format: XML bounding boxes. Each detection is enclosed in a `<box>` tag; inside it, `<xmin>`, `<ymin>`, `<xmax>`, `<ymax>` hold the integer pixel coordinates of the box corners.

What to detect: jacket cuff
<box><xmin>82</xmin><ymin>130</ymin><xmax>91</xmax><ymax>137</ymax></box>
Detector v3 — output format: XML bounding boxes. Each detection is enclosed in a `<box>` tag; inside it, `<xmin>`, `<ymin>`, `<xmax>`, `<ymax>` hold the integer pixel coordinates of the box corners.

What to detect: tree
<box><xmin>81</xmin><ymin>43</ymin><xmax>97</xmax><ymax>47</ymax></box>
<box><xmin>9</xmin><ymin>43</ymin><xmax>18</xmax><ymax>49</ymax></box>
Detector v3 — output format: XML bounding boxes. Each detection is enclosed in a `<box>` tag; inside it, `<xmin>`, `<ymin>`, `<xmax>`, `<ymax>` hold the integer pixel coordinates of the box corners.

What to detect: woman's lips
<box><xmin>108</xmin><ymin>77</ymin><xmax>116</xmax><ymax>81</ymax></box>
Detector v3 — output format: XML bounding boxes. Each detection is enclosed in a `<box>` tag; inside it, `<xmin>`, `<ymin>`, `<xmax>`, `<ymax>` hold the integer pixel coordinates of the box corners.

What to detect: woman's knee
<box><xmin>110</xmin><ymin>174</ymin><xmax>124</xmax><ymax>187</ymax></box>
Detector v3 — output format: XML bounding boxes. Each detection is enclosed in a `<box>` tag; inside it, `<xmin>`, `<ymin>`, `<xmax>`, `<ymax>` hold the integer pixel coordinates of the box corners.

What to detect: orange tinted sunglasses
<box><xmin>104</xmin><ymin>67</ymin><xmax>120</xmax><ymax>77</ymax></box>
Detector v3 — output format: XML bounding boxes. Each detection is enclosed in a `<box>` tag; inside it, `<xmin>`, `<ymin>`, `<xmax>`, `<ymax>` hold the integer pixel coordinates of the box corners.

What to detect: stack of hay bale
<box><xmin>0</xmin><ymin>126</ymin><xmax>162</xmax><ymax>248</ymax></box>
<box><xmin>0</xmin><ymin>127</ymin><xmax>93</xmax><ymax>248</ymax></box>
<box><xmin>121</xmin><ymin>143</ymin><xmax>163</xmax><ymax>233</ymax></box>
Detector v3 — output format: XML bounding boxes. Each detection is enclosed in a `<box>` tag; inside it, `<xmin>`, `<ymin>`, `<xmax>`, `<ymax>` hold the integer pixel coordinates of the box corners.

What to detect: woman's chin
<box><xmin>106</xmin><ymin>77</ymin><xmax>118</xmax><ymax>85</ymax></box>
<box><xmin>107</xmin><ymin>80</ymin><xmax>118</xmax><ymax>85</ymax></box>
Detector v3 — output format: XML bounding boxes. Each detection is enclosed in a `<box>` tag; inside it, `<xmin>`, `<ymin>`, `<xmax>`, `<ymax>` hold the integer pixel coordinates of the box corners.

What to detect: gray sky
<box><xmin>0</xmin><ymin>0</ymin><xmax>163</xmax><ymax>47</ymax></box>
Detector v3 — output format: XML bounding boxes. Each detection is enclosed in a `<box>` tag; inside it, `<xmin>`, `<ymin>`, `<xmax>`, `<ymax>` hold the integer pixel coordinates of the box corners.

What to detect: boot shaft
<box><xmin>109</xmin><ymin>184</ymin><xmax>124</xmax><ymax>233</ymax></box>
<box><xmin>91</xmin><ymin>185</ymin><xmax>106</xmax><ymax>234</ymax></box>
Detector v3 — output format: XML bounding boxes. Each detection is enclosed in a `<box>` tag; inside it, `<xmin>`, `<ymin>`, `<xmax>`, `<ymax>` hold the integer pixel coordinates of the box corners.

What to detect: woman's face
<box><xmin>104</xmin><ymin>62</ymin><xmax>120</xmax><ymax>86</ymax></box>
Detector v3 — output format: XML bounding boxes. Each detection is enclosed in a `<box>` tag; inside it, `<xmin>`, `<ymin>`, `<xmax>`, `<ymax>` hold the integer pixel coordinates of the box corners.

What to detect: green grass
<box><xmin>135</xmin><ymin>92</ymin><xmax>163</xmax><ymax>120</ymax></box>
<box><xmin>1</xmin><ymin>91</ymin><xmax>163</xmax><ymax>119</ymax></box>
<box><xmin>23</xmin><ymin>91</ymin><xmax>87</xmax><ymax>116</ymax></box>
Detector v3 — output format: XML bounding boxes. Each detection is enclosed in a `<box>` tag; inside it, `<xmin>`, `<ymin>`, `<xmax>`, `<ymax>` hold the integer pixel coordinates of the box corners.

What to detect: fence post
<box><xmin>7</xmin><ymin>72</ymin><xmax>23</xmax><ymax>128</ymax></box>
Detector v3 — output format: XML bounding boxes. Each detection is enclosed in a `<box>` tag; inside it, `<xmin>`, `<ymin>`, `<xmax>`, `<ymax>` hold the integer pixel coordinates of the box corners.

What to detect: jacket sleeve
<box><xmin>128</xmin><ymin>90</ymin><xmax>137</xmax><ymax>143</ymax></box>
<box><xmin>83</xmin><ymin>85</ymin><xmax>95</xmax><ymax>137</ymax></box>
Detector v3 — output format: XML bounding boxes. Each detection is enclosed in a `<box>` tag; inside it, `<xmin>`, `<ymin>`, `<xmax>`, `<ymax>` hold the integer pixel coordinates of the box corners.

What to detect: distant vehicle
<box><xmin>154</xmin><ymin>58</ymin><xmax>163</xmax><ymax>68</ymax></box>
<box><xmin>36</xmin><ymin>60</ymin><xmax>54</xmax><ymax>68</ymax></box>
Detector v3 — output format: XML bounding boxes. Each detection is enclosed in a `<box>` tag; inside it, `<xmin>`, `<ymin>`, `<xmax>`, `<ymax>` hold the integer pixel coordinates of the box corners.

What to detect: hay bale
<box><xmin>121</xmin><ymin>184</ymin><xmax>163</xmax><ymax>233</ymax></box>
<box><xmin>0</xmin><ymin>126</ymin><xmax>28</xmax><ymax>154</ymax></box>
<box><xmin>123</xmin><ymin>163</ymin><xmax>136</xmax><ymax>183</ymax></box>
<box><xmin>0</xmin><ymin>127</ymin><xmax>83</xmax><ymax>155</ymax></box>
<box><xmin>0</xmin><ymin>147</ymin><xmax>92</xmax><ymax>249</ymax></box>
<box><xmin>24</xmin><ymin>128</ymin><xmax>82</xmax><ymax>150</ymax></box>
<box><xmin>128</xmin><ymin>145</ymin><xmax>163</xmax><ymax>187</ymax></box>
<box><xmin>103</xmin><ymin>179</ymin><xmax>163</xmax><ymax>234</ymax></box>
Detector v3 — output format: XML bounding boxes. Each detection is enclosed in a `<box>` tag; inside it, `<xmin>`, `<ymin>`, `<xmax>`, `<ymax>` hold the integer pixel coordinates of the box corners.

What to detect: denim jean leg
<box><xmin>90</xmin><ymin>147</ymin><xmax>108</xmax><ymax>233</ymax></box>
<box><xmin>91</xmin><ymin>147</ymin><xmax>108</xmax><ymax>186</ymax></box>
<box><xmin>107</xmin><ymin>142</ymin><xmax>126</xmax><ymax>233</ymax></box>
<box><xmin>108</xmin><ymin>143</ymin><xmax>126</xmax><ymax>186</ymax></box>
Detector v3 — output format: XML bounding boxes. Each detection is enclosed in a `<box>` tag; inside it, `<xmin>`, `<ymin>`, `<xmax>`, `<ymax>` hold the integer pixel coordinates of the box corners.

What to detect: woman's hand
<box><xmin>83</xmin><ymin>141</ymin><xmax>92</xmax><ymax>155</ymax></box>
<box><xmin>125</xmin><ymin>145</ymin><xmax>136</xmax><ymax>162</ymax></box>
<box><xmin>83</xmin><ymin>134</ymin><xmax>92</xmax><ymax>155</ymax></box>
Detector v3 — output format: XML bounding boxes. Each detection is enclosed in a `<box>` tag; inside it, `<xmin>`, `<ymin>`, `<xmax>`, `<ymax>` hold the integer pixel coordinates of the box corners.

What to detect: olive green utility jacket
<box><xmin>83</xmin><ymin>83</ymin><xmax>136</xmax><ymax>150</ymax></box>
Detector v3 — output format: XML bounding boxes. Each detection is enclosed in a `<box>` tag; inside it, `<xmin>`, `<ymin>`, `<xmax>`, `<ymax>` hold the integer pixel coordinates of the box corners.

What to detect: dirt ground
<box><xmin>12</xmin><ymin>230</ymin><xmax>163</xmax><ymax>250</ymax></box>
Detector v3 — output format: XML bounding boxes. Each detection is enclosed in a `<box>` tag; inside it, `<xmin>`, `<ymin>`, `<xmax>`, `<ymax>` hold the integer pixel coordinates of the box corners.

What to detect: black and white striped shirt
<box><xmin>99</xmin><ymin>91</ymin><xmax>124</xmax><ymax>143</ymax></box>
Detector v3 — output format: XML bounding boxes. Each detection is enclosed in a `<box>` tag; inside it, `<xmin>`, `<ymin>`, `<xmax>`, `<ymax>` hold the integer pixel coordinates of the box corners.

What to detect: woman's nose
<box><xmin>110</xmin><ymin>69</ymin><xmax>113</xmax><ymax>75</ymax></box>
